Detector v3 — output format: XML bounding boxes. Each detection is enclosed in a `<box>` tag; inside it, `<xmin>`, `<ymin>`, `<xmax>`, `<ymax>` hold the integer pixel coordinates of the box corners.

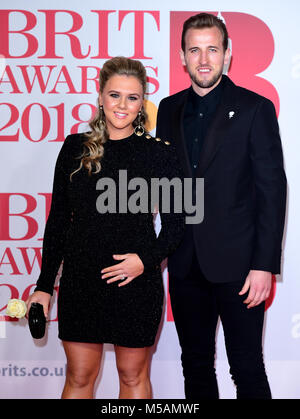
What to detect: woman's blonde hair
<box><xmin>71</xmin><ymin>56</ymin><xmax>147</xmax><ymax>179</ymax></box>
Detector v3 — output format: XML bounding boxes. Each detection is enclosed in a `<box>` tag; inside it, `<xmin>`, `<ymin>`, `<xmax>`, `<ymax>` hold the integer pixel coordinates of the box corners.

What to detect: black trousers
<box><xmin>169</xmin><ymin>250</ymin><xmax>272</xmax><ymax>399</ymax></box>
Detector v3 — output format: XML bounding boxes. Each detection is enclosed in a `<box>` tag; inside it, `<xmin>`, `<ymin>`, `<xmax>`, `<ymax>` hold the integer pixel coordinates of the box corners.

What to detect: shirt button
<box><xmin>193</xmin><ymin>164</ymin><xmax>197</xmax><ymax>169</ymax></box>
<box><xmin>194</xmin><ymin>138</ymin><xmax>198</xmax><ymax>143</ymax></box>
<box><xmin>199</xmin><ymin>113</ymin><xmax>204</xmax><ymax>118</ymax></box>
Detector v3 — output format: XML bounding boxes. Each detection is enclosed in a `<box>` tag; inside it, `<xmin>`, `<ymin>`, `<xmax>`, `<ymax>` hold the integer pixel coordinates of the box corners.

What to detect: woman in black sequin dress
<box><xmin>26</xmin><ymin>57</ymin><xmax>185</xmax><ymax>399</ymax></box>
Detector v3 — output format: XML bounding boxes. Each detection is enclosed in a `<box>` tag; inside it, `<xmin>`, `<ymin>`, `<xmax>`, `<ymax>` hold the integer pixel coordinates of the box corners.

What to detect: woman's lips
<box><xmin>114</xmin><ymin>111</ymin><xmax>128</xmax><ymax>119</ymax></box>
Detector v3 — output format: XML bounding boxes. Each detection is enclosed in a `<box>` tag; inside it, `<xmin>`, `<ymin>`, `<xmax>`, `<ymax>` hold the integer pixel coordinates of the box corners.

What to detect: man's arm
<box><xmin>250</xmin><ymin>98</ymin><xmax>286</xmax><ymax>273</ymax></box>
<box><xmin>240</xmin><ymin>98</ymin><xmax>287</xmax><ymax>308</ymax></box>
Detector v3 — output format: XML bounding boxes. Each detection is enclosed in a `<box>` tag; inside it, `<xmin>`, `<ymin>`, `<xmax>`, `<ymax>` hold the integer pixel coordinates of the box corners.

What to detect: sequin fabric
<box><xmin>35</xmin><ymin>132</ymin><xmax>185</xmax><ymax>347</ymax></box>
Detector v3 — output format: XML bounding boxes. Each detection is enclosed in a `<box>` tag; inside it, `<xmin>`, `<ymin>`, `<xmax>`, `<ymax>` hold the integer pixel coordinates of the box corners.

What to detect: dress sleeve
<box><xmin>137</xmin><ymin>143</ymin><xmax>186</xmax><ymax>270</ymax></box>
<box><xmin>34</xmin><ymin>136</ymin><xmax>74</xmax><ymax>295</ymax></box>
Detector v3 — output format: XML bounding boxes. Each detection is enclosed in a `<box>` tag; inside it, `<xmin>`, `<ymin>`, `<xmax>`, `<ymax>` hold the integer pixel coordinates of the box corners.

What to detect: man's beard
<box><xmin>189</xmin><ymin>67</ymin><xmax>223</xmax><ymax>90</ymax></box>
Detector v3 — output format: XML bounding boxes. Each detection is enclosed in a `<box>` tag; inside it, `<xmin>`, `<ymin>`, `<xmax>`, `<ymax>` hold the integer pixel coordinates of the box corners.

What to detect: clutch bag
<box><xmin>28</xmin><ymin>302</ymin><xmax>46</xmax><ymax>339</ymax></box>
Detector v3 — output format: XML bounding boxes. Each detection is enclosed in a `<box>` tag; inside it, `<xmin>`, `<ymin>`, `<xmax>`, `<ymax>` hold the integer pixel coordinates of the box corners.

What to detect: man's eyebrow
<box><xmin>187</xmin><ymin>45</ymin><xmax>220</xmax><ymax>50</ymax></box>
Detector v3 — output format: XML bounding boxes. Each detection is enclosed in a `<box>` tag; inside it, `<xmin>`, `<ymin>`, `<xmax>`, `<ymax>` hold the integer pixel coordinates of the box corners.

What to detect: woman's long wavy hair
<box><xmin>70</xmin><ymin>56</ymin><xmax>148</xmax><ymax>180</ymax></box>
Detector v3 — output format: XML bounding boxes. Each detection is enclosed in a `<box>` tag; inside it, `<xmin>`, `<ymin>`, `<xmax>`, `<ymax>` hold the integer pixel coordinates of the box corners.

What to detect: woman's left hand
<box><xmin>101</xmin><ymin>253</ymin><xmax>144</xmax><ymax>287</ymax></box>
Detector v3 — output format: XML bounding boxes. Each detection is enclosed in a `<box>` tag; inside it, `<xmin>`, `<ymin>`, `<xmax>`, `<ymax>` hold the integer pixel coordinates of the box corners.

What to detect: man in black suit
<box><xmin>156</xmin><ymin>13</ymin><xmax>286</xmax><ymax>399</ymax></box>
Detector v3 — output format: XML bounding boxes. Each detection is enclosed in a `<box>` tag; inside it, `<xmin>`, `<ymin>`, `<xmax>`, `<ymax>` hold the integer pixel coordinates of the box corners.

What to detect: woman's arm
<box><xmin>34</xmin><ymin>135</ymin><xmax>74</xmax><ymax>296</ymax></box>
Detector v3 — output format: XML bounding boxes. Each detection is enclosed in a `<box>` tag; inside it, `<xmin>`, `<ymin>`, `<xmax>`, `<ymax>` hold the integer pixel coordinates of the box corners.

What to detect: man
<box><xmin>156</xmin><ymin>13</ymin><xmax>286</xmax><ymax>399</ymax></box>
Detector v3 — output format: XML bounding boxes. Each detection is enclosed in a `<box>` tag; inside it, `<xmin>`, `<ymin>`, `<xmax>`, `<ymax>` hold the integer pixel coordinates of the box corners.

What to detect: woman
<box><xmin>26</xmin><ymin>56</ymin><xmax>185</xmax><ymax>399</ymax></box>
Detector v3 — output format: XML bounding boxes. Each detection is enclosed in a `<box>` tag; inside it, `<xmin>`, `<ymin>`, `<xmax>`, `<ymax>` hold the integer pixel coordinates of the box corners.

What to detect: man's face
<box><xmin>180</xmin><ymin>26</ymin><xmax>230</xmax><ymax>96</ymax></box>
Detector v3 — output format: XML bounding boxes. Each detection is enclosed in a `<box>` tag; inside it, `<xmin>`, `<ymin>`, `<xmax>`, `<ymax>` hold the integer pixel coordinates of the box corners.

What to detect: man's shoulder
<box><xmin>158</xmin><ymin>88</ymin><xmax>189</xmax><ymax>107</ymax></box>
<box><xmin>227</xmin><ymin>77</ymin><xmax>273</xmax><ymax>107</ymax></box>
<box><xmin>237</xmin><ymin>85</ymin><xmax>268</xmax><ymax>102</ymax></box>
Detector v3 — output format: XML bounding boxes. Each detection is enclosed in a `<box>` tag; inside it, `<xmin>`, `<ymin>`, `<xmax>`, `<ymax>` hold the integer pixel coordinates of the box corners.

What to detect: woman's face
<box><xmin>99</xmin><ymin>74</ymin><xmax>144</xmax><ymax>140</ymax></box>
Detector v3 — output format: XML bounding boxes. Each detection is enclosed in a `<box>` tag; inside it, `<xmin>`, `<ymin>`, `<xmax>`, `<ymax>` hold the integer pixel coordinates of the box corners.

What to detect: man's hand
<box><xmin>239</xmin><ymin>270</ymin><xmax>272</xmax><ymax>309</ymax></box>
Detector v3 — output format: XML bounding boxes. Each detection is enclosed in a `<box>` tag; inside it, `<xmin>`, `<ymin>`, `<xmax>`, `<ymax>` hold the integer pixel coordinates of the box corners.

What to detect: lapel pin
<box><xmin>229</xmin><ymin>111</ymin><xmax>235</xmax><ymax>119</ymax></box>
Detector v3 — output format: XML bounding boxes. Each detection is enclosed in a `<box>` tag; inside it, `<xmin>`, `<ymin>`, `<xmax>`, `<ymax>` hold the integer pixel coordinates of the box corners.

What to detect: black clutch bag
<box><xmin>28</xmin><ymin>303</ymin><xmax>46</xmax><ymax>339</ymax></box>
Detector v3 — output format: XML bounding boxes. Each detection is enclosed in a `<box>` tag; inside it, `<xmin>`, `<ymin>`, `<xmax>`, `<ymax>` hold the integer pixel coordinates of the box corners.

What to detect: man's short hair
<box><xmin>181</xmin><ymin>13</ymin><xmax>229</xmax><ymax>52</ymax></box>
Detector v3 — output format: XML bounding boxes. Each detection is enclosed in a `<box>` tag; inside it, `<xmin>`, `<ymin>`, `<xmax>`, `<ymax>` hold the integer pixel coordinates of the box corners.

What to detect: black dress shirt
<box><xmin>183</xmin><ymin>76</ymin><xmax>225</xmax><ymax>176</ymax></box>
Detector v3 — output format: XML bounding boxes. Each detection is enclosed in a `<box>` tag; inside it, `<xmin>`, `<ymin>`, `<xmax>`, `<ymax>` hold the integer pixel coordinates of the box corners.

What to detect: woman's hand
<box><xmin>25</xmin><ymin>291</ymin><xmax>51</xmax><ymax>319</ymax></box>
<box><xmin>101</xmin><ymin>253</ymin><xmax>144</xmax><ymax>287</ymax></box>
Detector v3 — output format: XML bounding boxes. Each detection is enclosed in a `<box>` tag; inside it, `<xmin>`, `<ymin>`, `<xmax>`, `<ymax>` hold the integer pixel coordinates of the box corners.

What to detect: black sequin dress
<box><xmin>34</xmin><ymin>132</ymin><xmax>185</xmax><ymax>347</ymax></box>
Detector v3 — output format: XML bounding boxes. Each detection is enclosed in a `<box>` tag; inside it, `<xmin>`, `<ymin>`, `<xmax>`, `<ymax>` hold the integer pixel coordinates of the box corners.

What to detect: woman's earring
<box><xmin>134</xmin><ymin>111</ymin><xmax>145</xmax><ymax>137</ymax></box>
<box><xmin>99</xmin><ymin>105</ymin><xmax>106</xmax><ymax>129</ymax></box>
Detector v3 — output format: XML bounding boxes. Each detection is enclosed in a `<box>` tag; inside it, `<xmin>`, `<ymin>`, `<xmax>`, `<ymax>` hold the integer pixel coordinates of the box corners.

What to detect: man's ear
<box><xmin>179</xmin><ymin>49</ymin><xmax>186</xmax><ymax>66</ymax></box>
<box><xmin>224</xmin><ymin>47</ymin><xmax>231</xmax><ymax>67</ymax></box>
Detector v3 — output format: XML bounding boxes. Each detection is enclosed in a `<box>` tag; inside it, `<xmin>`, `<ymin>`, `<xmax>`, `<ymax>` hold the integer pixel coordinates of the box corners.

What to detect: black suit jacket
<box><xmin>156</xmin><ymin>75</ymin><xmax>287</xmax><ymax>283</ymax></box>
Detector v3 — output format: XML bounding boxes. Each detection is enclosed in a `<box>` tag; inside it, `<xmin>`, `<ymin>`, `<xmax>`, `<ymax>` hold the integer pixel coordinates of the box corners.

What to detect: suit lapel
<box><xmin>197</xmin><ymin>76</ymin><xmax>239</xmax><ymax>177</ymax></box>
<box><xmin>172</xmin><ymin>90</ymin><xmax>193</xmax><ymax>178</ymax></box>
